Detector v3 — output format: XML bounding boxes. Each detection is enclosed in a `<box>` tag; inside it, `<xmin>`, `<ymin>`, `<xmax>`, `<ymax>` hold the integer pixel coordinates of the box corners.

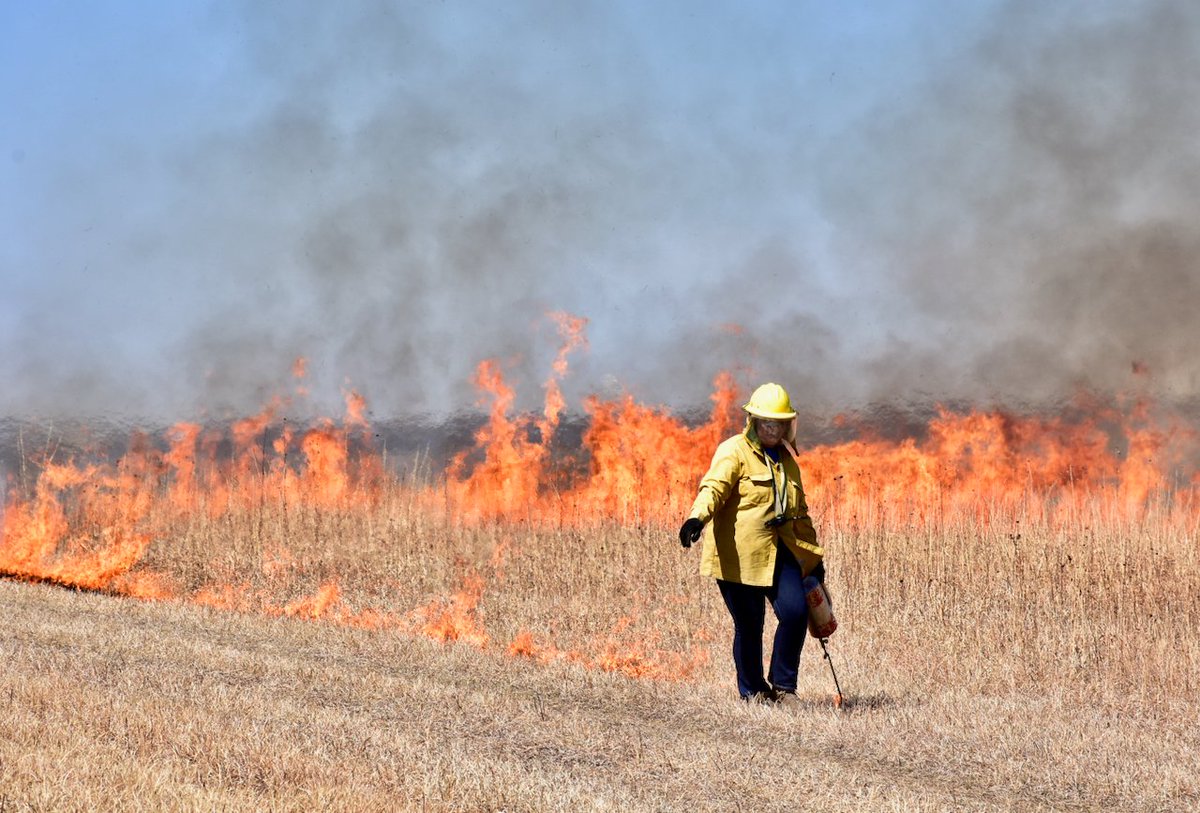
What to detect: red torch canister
<box><xmin>803</xmin><ymin>575</ymin><xmax>837</xmax><ymax>639</ymax></box>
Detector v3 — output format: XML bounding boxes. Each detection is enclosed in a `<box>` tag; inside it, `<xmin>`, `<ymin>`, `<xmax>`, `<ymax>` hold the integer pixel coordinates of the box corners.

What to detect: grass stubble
<box><xmin>1</xmin><ymin>483</ymin><xmax>1198</xmax><ymax>812</ymax></box>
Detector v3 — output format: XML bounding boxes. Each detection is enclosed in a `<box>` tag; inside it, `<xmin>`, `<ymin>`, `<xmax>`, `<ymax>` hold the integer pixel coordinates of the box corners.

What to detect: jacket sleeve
<box><xmin>688</xmin><ymin>442</ymin><xmax>739</xmax><ymax>523</ymax></box>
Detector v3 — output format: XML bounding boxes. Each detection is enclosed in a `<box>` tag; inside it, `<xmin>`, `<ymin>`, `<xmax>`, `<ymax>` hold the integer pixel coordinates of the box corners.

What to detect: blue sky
<box><xmin>2</xmin><ymin>1</ymin><xmax>1196</xmax><ymax>421</ymax></box>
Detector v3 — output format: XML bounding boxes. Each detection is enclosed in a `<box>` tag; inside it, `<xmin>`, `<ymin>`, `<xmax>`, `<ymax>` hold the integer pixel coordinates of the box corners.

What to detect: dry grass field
<box><xmin>2</xmin><ymin>494</ymin><xmax>1199</xmax><ymax>812</ymax></box>
<box><xmin>2</xmin><ymin>361</ymin><xmax>1199</xmax><ymax>810</ymax></box>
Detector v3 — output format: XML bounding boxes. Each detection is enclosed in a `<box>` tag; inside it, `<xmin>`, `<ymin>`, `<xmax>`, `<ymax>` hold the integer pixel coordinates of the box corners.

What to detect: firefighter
<box><xmin>679</xmin><ymin>382</ymin><xmax>825</xmax><ymax>704</ymax></box>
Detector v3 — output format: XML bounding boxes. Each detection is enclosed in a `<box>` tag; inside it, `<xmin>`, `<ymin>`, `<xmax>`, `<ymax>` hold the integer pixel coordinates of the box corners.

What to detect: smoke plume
<box><xmin>3</xmin><ymin>1</ymin><xmax>1198</xmax><ymax>423</ymax></box>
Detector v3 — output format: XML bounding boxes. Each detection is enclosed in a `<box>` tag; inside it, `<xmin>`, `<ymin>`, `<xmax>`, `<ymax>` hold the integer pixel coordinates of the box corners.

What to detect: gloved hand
<box><xmin>678</xmin><ymin>518</ymin><xmax>704</xmax><ymax>548</ymax></box>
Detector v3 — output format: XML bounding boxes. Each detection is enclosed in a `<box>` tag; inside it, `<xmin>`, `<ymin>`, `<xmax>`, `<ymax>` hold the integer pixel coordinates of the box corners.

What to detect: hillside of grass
<box><xmin>2</xmin><ymin>569</ymin><xmax>1197</xmax><ymax>812</ymax></box>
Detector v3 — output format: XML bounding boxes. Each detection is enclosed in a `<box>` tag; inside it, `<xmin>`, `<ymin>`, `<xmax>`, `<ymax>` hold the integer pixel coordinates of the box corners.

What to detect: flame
<box><xmin>795</xmin><ymin>396</ymin><xmax>1197</xmax><ymax>528</ymax></box>
<box><xmin>507</xmin><ymin>630</ymin><xmax>548</xmax><ymax>661</ymax></box>
<box><xmin>281</xmin><ymin>580</ymin><xmax>342</xmax><ymax>619</ymax></box>
<box><xmin>299</xmin><ymin>423</ymin><xmax>352</xmax><ymax>506</ymax></box>
<box><xmin>592</xmin><ymin>616</ymin><xmax>711</xmax><ymax>680</ymax></box>
<box><xmin>445</xmin><ymin>353</ymin><xmax>739</xmax><ymax>524</ymax></box>
<box><xmin>3</xmin><ymin>311</ymin><xmax>1200</xmax><ymax>689</ymax></box>
<box><xmin>190</xmin><ymin>578</ymin><xmax>401</xmax><ymax>632</ymax></box>
<box><xmin>445</xmin><ymin>360</ymin><xmax>541</xmax><ymax>521</ymax></box>
<box><xmin>0</xmin><ymin>454</ymin><xmax>166</xmax><ymax>597</ymax></box>
<box><xmin>293</xmin><ymin>357</ymin><xmax>309</xmax><ymax>397</ymax></box>
<box><xmin>505</xmin><ymin>620</ymin><xmax>712</xmax><ymax>681</ymax></box>
<box><xmin>409</xmin><ymin>573</ymin><xmax>491</xmax><ymax>648</ymax></box>
<box><xmin>573</xmin><ymin>372</ymin><xmax>738</xmax><ymax>522</ymax></box>
<box><xmin>270</xmin><ymin>581</ymin><xmax>401</xmax><ymax>630</ymax></box>
<box><xmin>192</xmin><ymin>582</ymin><xmax>259</xmax><ymax>613</ymax></box>
<box><xmin>164</xmin><ymin>422</ymin><xmax>201</xmax><ymax>513</ymax></box>
<box><xmin>506</xmin><ymin>629</ymin><xmax>583</xmax><ymax>667</ymax></box>
<box><xmin>540</xmin><ymin>311</ymin><xmax>588</xmax><ymax>434</ymax></box>
<box><xmin>343</xmin><ymin>388</ymin><xmax>368</xmax><ymax>429</ymax></box>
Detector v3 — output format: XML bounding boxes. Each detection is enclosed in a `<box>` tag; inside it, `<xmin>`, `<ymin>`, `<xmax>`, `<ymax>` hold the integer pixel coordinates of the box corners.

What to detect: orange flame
<box><xmin>506</xmin><ymin>620</ymin><xmax>712</xmax><ymax>681</ymax></box>
<box><xmin>540</xmin><ymin>311</ymin><xmax>588</xmax><ymax>434</ymax></box>
<box><xmin>293</xmin><ymin>357</ymin><xmax>309</xmax><ymax>397</ymax></box>
<box><xmin>343</xmin><ymin>388</ymin><xmax>368</xmax><ymax>429</ymax></box>
<box><xmin>281</xmin><ymin>580</ymin><xmax>342</xmax><ymax>619</ymax></box>
<box><xmin>0</xmin><ymin>454</ymin><xmax>168</xmax><ymax>598</ymax></box>
<box><xmin>409</xmin><ymin>573</ymin><xmax>491</xmax><ymax>648</ymax></box>
<box><xmin>3</xmin><ymin>311</ymin><xmax>1200</xmax><ymax>689</ymax></box>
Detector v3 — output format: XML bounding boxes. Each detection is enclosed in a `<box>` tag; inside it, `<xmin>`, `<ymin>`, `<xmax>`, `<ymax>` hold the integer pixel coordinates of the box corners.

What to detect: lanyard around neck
<box><xmin>766</xmin><ymin>450</ymin><xmax>787</xmax><ymax>519</ymax></box>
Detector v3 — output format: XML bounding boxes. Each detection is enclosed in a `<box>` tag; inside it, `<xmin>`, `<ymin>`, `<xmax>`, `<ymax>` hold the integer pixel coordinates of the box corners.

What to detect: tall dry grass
<box><xmin>125</xmin><ymin>473</ymin><xmax>1200</xmax><ymax>708</ymax></box>
<box><xmin>3</xmin><ymin>461</ymin><xmax>1200</xmax><ymax>810</ymax></box>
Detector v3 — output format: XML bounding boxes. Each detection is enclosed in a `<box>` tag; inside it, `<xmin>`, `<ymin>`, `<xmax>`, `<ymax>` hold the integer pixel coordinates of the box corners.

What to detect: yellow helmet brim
<box><xmin>743</xmin><ymin>404</ymin><xmax>797</xmax><ymax>420</ymax></box>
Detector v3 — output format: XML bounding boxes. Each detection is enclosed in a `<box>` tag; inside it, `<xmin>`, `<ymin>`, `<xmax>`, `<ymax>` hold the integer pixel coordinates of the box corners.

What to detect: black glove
<box><xmin>810</xmin><ymin>561</ymin><xmax>826</xmax><ymax>582</ymax></box>
<box><xmin>678</xmin><ymin>518</ymin><xmax>704</xmax><ymax>548</ymax></box>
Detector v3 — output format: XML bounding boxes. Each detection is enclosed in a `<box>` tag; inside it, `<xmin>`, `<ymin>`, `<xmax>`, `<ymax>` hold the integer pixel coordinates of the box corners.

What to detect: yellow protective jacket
<box><xmin>688</xmin><ymin>422</ymin><xmax>823</xmax><ymax>587</ymax></box>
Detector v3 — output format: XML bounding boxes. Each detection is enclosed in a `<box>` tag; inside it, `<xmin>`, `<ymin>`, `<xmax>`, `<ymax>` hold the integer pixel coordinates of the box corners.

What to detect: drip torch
<box><xmin>803</xmin><ymin>574</ymin><xmax>844</xmax><ymax>708</ymax></box>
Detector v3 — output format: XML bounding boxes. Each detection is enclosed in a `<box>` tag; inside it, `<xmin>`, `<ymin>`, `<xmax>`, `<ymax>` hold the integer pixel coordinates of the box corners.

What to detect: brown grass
<box><xmin>1</xmin><ymin>484</ymin><xmax>1199</xmax><ymax>811</ymax></box>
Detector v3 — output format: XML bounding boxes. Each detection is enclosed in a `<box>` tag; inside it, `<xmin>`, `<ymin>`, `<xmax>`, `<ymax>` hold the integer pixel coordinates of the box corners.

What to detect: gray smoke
<box><xmin>812</xmin><ymin>0</ymin><xmax>1200</xmax><ymax>409</ymax></box>
<box><xmin>3</xmin><ymin>1</ymin><xmax>1198</xmax><ymax>424</ymax></box>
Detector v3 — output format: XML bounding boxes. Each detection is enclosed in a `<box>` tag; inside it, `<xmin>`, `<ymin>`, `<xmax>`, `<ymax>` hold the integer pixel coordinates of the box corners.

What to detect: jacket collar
<box><xmin>743</xmin><ymin>418</ymin><xmax>772</xmax><ymax>460</ymax></box>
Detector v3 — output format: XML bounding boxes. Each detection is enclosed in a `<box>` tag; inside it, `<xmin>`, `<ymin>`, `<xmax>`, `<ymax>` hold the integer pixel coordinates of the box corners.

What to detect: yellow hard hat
<box><xmin>743</xmin><ymin>382</ymin><xmax>796</xmax><ymax>419</ymax></box>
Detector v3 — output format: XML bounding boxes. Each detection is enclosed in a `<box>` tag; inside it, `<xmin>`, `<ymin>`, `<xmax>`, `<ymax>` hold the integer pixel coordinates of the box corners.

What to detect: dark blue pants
<box><xmin>716</xmin><ymin>544</ymin><xmax>809</xmax><ymax>698</ymax></box>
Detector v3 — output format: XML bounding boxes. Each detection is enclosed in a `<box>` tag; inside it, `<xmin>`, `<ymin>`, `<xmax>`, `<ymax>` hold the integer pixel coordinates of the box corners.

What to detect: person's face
<box><xmin>755</xmin><ymin>418</ymin><xmax>787</xmax><ymax>448</ymax></box>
